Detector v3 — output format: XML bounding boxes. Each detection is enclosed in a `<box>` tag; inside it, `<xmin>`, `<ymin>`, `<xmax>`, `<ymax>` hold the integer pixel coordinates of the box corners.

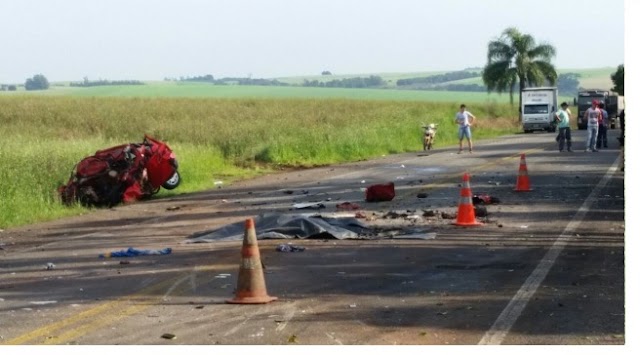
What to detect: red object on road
<box><xmin>365</xmin><ymin>182</ymin><xmax>395</xmax><ymax>202</ymax></box>
<box><xmin>336</xmin><ymin>202</ymin><xmax>361</xmax><ymax>210</ymax></box>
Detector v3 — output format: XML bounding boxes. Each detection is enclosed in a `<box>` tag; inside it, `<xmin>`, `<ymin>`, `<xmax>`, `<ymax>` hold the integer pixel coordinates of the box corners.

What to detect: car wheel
<box><xmin>162</xmin><ymin>171</ymin><xmax>181</xmax><ymax>190</ymax></box>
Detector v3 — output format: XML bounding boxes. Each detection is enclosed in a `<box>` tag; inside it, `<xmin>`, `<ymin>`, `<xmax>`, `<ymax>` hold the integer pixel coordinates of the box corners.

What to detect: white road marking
<box><xmin>478</xmin><ymin>157</ymin><xmax>621</xmax><ymax>345</ymax></box>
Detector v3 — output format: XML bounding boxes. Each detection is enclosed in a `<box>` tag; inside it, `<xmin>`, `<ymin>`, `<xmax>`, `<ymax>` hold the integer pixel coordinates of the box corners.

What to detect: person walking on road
<box><xmin>583</xmin><ymin>99</ymin><xmax>602</xmax><ymax>152</ymax></box>
<box><xmin>555</xmin><ymin>102</ymin><xmax>573</xmax><ymax>152</ymax></box>
<box><xmin>455</xmin><ymin>104</ymin><xmax>476</xmax><ymax>154</ymax></box>
<box><xmin>596</xmin><ymin>101</ymin><xmax>609</xmax><ymax>149</ymax></box>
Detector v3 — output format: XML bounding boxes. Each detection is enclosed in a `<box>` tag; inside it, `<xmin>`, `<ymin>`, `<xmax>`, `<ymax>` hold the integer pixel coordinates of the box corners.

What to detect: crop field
<box><xmin>0</xmin><ymin>95</ymin><xmax>522</xmax><ymax>229</ymax></box>
<box><xmin>21</xmin><ymin>83</ymin><xmax>526</xmax><ymax>103</ymax></box>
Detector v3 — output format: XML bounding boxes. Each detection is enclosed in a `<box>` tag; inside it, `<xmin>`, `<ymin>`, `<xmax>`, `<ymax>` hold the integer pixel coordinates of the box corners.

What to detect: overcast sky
<box><xmin>0</xmin><ymin>0</ymin><xmax>626</xmax><ymax>83</ymax></box>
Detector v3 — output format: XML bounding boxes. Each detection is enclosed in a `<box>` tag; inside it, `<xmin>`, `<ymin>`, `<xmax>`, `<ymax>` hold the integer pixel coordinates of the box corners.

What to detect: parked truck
<box><xmin>575</xmin><ymin>89</ymin><xmax>624</xmax><ymax>129</ymax></box>
<box><xmin>521</xmin><ymin>87</ymin><xmax>558</xmax><ymax>133</ymax></box>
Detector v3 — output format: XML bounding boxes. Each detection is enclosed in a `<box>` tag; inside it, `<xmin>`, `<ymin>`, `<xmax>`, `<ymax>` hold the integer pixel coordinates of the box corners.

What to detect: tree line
<box><xmin>70</xmin><ymin>79</ymin><xmax>145</xmax><ymax>87</ymax></box>
<box><xmin>302</xmin><ymin>75</ymin><xmax>384</xmax><ymax>88</ymax></box>
<box><xmin>396</xmin><ymin>71</ymin><xmax>480</xmax><ymax>86</ymax></box>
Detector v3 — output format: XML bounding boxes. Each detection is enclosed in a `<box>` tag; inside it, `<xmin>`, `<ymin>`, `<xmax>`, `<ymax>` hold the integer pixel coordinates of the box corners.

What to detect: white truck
<box><xmin>521</xmin><ymin>87</ymin><xmax>558</xmax><ymax>133</ymax></box>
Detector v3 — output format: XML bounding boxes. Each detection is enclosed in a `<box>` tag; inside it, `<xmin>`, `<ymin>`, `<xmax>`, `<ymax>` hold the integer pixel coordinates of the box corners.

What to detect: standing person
<box><xmin>455</xmin><ymin>104</ymin><xmax>476</xmax><ymax>154</ymax></box>
<box><xmin>596</xmin><ymin>101</ymin><xmax>609</xmax><ymax>149</ymax></box>
<box><xmin>555</xmin><ymin>102</ymin><xmax>573</xmax><ymax>152</ymax></box>
<box><xmin>583</xmin><ymin>99</ymin><xmax>601</xmax><ymax>152</ymax></box>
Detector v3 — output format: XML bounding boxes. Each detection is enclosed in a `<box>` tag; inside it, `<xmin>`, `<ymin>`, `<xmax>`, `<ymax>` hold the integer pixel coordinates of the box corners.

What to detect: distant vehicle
<box><xmin>575</xmin><ymin>89</ymin><xmax>624</xmax><ymax>129</ymax></box>
<box><xmin>58</xmin><ymin>135</ymin><xmax>180</xmax><ymax>207</ymax></box>
<box><xmin>521</xmin><ymin>87</ymin><xmax>558</xmax><ymax>133</ymax></box>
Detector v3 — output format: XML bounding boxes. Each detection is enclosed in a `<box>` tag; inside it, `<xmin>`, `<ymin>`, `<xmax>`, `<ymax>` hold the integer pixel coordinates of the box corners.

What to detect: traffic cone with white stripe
<box><xmin>453</xmin><ymin>173</ymin><xmax>483</xmax><ymax>227</ymax></box>
<box><xmin>514</xmin><ymin>153</ymin><xmax>533</xmax><ymax>192</ymax></box>
<box><xmin>227</xmin><ymin>218</ymin><xmax>277</xmax><ymax>304</ymax></box>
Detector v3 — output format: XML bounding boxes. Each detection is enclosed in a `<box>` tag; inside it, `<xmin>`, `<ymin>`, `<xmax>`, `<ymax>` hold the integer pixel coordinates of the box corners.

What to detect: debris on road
<box><xmin>336</xmin><ymin>202</ymin><xmax>361</xmax><ymax>210</ymax></box>
<box><xmin>288</xmin><ymin>335</ymin><xmax>298</xmax><ymax>343</ymax></box>
<box><xmin>416</xmin><ymin>193</ymin><xmax>428</xmax><ymax>198</ymax></box>
<box><xmin>45</xmin><ymin>263</ymin><xmax>55</xmax><ymax>270</ymax></box>
<box><xmin>441</xmin><ymin>212</ymin><xmax>456</xmax><ymax>220</ymax></box>
<box><xmin>187</xmin><ymin>213</ymin><xmax>370</xmax><ymax>242</ymax></box>
<box><xmin>365</xmin><ymin>182</ymin><xmax>395</xmax><ymax>202</ymax></box>
<box><xmin>474</xmin><ymin>205</ymin><xmax>488</xmax><ymax>217</ymax></box>
<box><xmin>276</xmin><ymin>244</ymin><xmax>306</xmax><ymax>252</ymax></box>
<box><xmin>283</xmin><ymin>190</ymin><xmax>294</xmax><ymax>195</ymax></box>
<box><xmin>161</xmin><ymin>333</ymin><xmax>177</xmax><ymax>340</ymax></box>
<box><xmin>166</xmin><ymin>206</ymin><xmax>181</xmax><ymax>211</ymax></box>
<box><xmin>99</xmin><ymin>247</ymin><xmax>172</xmax><ymax>258</ymax></box>
<box><xmin>472</xmin><ymin>193</ymin><xmax>501</xmax><ymax>205</ymax></box>
<box><xmin>422</xmin><ymin>210</ymin><xmax>437</xmax><ymax>217</ymax></box>
<box><xmin>292</xmin><ymin>202</ymin><xmax>326</xmax><ymax>210</ymax></box>
<box><xmin>354</xmin><ymin>211</ymin><xmax>367</xmax><ymax>219</ymax></box>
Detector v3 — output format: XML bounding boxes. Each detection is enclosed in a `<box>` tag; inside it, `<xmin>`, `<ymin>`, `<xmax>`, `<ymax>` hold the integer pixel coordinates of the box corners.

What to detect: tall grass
<box><xmin>0</xmin><ymin>96</ymin><xmax>520</xmax><ymax>228</ymax></box>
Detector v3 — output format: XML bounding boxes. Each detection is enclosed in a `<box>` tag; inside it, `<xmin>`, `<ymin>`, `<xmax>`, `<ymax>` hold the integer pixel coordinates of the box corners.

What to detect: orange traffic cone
<box><xmin>514</xmin><ymin>153</ymin><xmax>533</xmax><ymax>192</ymax></box>
<box><xmin>226</xmin><ymin>218</ymin><xmax>278</xmax><ymax>304</ymax></box>
<box><xmin>453</xmin><ymin>173</ymin><xmax>483</xmax><ymax>227</ymax></box>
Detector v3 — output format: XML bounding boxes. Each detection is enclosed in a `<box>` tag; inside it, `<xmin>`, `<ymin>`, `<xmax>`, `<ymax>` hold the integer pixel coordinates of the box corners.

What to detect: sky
<box><xmin>0</xmin><ymin>0</ymin><xmax>626</xmax><ymax>83</ymax></box>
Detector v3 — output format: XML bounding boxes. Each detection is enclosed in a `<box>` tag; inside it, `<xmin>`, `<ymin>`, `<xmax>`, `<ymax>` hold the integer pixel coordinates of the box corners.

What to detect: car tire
<box><xmin>162</xmin><ymin>171</ymin><xmax>181</xmax><ymax>190</ymax></box>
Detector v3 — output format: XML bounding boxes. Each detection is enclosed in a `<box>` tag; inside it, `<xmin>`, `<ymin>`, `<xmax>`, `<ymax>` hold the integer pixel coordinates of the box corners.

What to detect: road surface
<box><xmin>0</xmin><ymin>129</ymin><xmax>625</xmax><ymax>345</ymax></box>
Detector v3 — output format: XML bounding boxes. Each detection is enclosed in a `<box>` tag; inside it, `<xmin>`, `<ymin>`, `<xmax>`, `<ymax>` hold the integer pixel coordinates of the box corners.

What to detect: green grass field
<box><xmin>0</xmin><ymin>95</ymin><xmax>522</xmax><ymax>229</ymax></box>
<box><xmin>0</xmin><ymin>66</ymin><xmax>613</xmax><ymax>229</ymax></box>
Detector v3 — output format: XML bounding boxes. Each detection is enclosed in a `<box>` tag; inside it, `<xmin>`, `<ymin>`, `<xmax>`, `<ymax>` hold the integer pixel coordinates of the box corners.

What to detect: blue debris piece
<box><xmin>99</xmin><ymin>247</ymin><xmax>172</xmax><ymax>258</ymax></box>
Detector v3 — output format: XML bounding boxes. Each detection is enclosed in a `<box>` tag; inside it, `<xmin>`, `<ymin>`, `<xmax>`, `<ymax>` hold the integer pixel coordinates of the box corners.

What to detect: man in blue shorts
<box><xmin>456</xmin><ymin>104</ymin><xmax>476</xmax><ymax>154</ymax></box>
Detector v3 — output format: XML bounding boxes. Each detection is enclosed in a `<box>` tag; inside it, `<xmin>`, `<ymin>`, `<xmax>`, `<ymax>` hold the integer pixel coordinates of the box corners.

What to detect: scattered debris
<box><xmin>45</xmin><ymin>263</ymin><xmax>55</xmax><ymax>270</ymax></box>
<box><xmin>283</xmin><ymin>190</ymin><xmax>294</xmax><ymax>195</ymax></box>
<box><xmin>416</xmin><ymin>193</ymin><xmax>428</xmax><ymax>199</ymax></box>
<box><xmin>472</xmin><ymin>193</ymin><xmax>501</xmax><ymax>205</ymax></box>
<box><xmin>354</xmin><ymin>211</ymin><xmax>367</xmax><ymax>219</ymax></box>
<box><xmin>336</xmin><ymin>202</ymin><xmax>361</xmax><ymax>210</ymax></box>
<box><xmin>214</xmin><ymin>273</ymin><xmax>231</xmax><ymax>279</ymax></box>
<box><xmin>422</xmin><ymin>210</ymin><xmax>437</xmax><ymax>217</ymax></box>
<box><xmin>214</xmin><ymin>181</ymin><xmax>224</xmax><ymax>185</ymax></box>
<box><xmin>119</xmin><ymin>260</ymin><xmax>131</xmax><ymax>265</ymax></box>
<box><xmin>520</xmin><ymin>225</ymin><xmax>529</xmax><ymax>229</ymax></box>
<box><xmin>441</xmin><ymin>212</ymin><xmax>456</xmax><ymax>219</ymax></box>
<box><xmin>99</xmin><ymin>247</ymin><xmax>172</xmax><ymax>258</ymax></box>
<box><xmin>161</xmin><ymin>333</ymin><xmax>177</xmax><ymax>340</ymax></box>
<box><xmin>288</xmin><ymin>335</ymin><xmax>298</xmax><ymax>343</ymax></box>
<box><xmin>276</xmin><ymin>244</ymin><xmax>306</xmax><ymax>252</ymax></box>
<box><xmin>195</xmin><ymin>305</ymin><xmax>205</xmax><ymax>309</ymax></box>
<box><xmin>474</xmin><ymin>205</ymin><xmax>488</xmax><ymax>217</ymax></box>
<box><xmin>292</xmin><ymin>202</ymin><xmax>326</xmax><ymax>210</ymax></box>
<box><xmin>188</xmin><ymin>213</ymin><xmax>369</xmax><ymax>242</ymax></box>
<box><xmin>166</xmin><ymin>206</ymin><xmax>181</xmax><ymax>211</ymax></box>
<box><xmin>365</xmin><ymin>182</ymin><xmax>395</xmax><ymax>202</ymax></box>
<box><xmin>349</xmin><ymin>304</ymin><xmax>357</xmax><ymax>308</ymax></box>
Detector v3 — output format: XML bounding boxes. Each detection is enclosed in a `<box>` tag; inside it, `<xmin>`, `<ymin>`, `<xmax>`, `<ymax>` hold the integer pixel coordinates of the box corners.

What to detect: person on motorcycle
<box><xmin>422</xmin><ymin>123</ymin><xmax>438</xmax><ymax>150</ymax></box>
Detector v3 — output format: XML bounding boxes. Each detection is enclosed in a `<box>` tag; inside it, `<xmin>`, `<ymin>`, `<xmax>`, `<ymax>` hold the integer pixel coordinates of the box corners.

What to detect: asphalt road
<box><xmin>0</xmin><ymin>129</ymin><xmax>625</xmax><ymax>346</ymax></box>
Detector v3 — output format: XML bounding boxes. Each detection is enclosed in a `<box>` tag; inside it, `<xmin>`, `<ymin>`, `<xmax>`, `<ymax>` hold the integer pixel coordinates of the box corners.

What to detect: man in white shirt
<box><xmin>455</xmin><ymin>104</ymin><xmax>476</xmax><ymax>154</ymax></box>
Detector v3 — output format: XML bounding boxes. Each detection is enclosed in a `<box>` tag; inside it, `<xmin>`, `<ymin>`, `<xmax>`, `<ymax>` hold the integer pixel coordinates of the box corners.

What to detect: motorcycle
<box><xmin>58</xmin><ymin>135</ymin><xmax>181</xmax><ymax>207</ymax></box>
<box><xmin>422</xmin><ymin>123</ymin><xmax>438</xmax><ymax>150</ymax></box>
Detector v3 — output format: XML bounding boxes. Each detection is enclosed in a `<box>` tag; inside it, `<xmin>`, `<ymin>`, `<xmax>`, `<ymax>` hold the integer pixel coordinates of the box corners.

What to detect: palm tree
<box><xmin>482</xmin><ymin>27</ymin><xmax>558</xmax><ymax>110</ymax></box>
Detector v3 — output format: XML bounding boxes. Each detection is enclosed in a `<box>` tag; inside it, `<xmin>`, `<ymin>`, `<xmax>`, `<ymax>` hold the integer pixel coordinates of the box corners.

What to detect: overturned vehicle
<box><xmin>58</xmin><ymin>135</ymin><xmax>181</xmax><ymax>207</ymax></box>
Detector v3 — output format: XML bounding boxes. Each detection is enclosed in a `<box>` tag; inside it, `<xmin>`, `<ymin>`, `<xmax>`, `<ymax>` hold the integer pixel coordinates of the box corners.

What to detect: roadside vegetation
<box><xmin>0</xmin><ymin>95</ymin><xmax>521</xmax><ymax>229</ymax></box>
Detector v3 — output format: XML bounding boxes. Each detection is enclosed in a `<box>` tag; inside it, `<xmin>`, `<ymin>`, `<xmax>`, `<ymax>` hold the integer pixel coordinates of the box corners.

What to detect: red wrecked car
<box><xmin>58</xmin><ymin>135</ymin><xmax>181</xmax><ymax>207</ymax></box>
